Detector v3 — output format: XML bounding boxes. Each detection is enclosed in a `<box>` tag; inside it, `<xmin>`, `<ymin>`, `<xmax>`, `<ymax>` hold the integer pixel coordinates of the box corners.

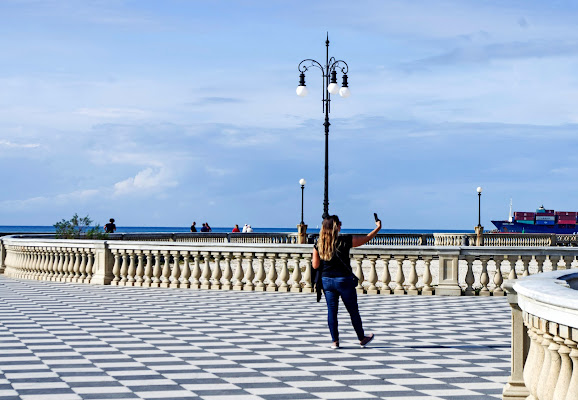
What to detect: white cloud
<box><xmin>113</xmin><ymin>168</ymin><xmax>178</xmax><ymax>196</ymax></box>
<box><xmin>0</xmin><ymin>140</ymin><xmax>39</xmax><ymax>148</ymax></box>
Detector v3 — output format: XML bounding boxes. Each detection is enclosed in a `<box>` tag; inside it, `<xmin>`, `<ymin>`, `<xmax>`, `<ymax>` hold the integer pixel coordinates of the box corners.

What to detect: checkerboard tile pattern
<box><xmin>0</xmin><ymin>276</ymin><xmax>511</xmax><ymax>399</ymax></box>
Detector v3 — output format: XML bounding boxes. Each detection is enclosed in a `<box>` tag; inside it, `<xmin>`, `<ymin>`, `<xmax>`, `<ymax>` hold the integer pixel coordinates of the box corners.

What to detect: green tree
<box><xmin>54</xmin><ymin>214</ymin><xmax>107</xmax><ymax>239</ymax></box>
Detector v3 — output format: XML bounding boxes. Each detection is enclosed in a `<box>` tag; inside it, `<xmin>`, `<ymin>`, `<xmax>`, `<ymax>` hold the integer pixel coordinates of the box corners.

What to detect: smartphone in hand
<box><xmin>374</xmin><ymin>213</ymin><xmax>379</xmax><ymax>222</ymax></box>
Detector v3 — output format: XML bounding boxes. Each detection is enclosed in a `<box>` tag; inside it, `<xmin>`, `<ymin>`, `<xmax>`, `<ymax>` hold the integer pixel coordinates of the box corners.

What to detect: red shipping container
<box><xmin>558</xmin><ymin>219</ymin><xmax>576</xmax><ymax>224</ymax></box>
<box><xmin>556</xmin><ymin>211</ymin><xmax>578</xmax><ymax>216</ymax></box>
<box><xmin>516</xmin><ymin>216</ymin><xmax>534</xmax><ymax>221</ymax></box>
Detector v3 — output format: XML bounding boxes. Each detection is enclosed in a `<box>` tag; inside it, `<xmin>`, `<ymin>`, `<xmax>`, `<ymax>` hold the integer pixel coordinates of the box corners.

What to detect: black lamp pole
<box><xmin>478</xmin><ymin>191</ymin><xmax>482</xmax><ymax>227</ymax></box>
<box><xmin>300</xmin><ymin>184</ymin><xmax>305</xmax><ymax>225</ymax></box>
<box><xmin>297</xmin><ymin>34</ymin><xmax>349</xmax><ymax>220</ymax></box>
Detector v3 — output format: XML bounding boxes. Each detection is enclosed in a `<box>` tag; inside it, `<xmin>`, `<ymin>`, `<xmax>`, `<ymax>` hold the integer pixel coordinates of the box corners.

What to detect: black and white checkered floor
<box><xmin>0</xmin><ymin>276</ymin><xmax>511</xmax><ymax>400</ymax></box>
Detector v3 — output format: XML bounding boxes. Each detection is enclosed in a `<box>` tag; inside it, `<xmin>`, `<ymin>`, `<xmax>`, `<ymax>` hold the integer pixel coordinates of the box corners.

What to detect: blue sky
<box><xmin>2</xmin><ymin>0</ymin><xmax>578</xmax><ymax>230</ymax></box>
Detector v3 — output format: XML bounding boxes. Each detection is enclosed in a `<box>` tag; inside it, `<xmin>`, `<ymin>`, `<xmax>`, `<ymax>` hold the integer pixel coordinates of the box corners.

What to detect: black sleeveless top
<box><xmin>315</xmin><ymin>235</ymin><xmax>353</xmax><ymax>278</ymax></box>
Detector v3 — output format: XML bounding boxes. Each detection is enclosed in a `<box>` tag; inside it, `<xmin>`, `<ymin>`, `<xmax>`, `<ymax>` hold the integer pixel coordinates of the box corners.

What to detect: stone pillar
<box><xmin>0</xmin><ymin>239</ymin><xmax>5</xmax><ymax>274</ymax></box>
<box><xmin>297</xmin><ymin>224</ymin><xmax>308</xmax><ymax>244</ymax></box>
<box><xmin>502</xmin><ymin>280</ymin><xmax>531</xmax><ymax>400</ymax></box>
<box><xmin>436</xmin><ymin>253</ymin><xmax>461</xmax><ymax>296</ymax></box>
<box><xmin>91</xmin><ymin>242</ymin><xmax>114</xmax><ymax>285</ymax></box>
<box><xmin>475</xmin><ymin>225</ymin><xmax>484</xmax><ymax>246</ymax></box>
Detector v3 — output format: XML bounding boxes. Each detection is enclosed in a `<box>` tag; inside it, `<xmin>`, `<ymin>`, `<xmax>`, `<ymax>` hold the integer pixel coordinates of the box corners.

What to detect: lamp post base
<box><xmin>297</xmin><ymin>224</ymin><xmax>308</xmax><ymax>244</ymax></box>
<box><xmin>475</xmin><ymin>225</ymin><xmax>484</xmax><ymax>246</ymax></box>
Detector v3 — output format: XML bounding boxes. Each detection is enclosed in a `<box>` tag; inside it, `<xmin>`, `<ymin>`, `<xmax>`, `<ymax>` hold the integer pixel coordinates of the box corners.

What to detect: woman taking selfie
<box><xmin>312</xmin><ymin>214</ymin><xmax>381</xmax><ymax>349</ymax></box>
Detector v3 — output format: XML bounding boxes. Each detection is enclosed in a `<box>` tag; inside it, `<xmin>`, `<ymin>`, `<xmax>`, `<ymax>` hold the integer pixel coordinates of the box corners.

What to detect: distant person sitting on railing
<box><xmin>242</xmin><ymin>224</ymin><xmax>248</xmax><ymax>233</ymax></box>
<box><xmin>104</xmin><ymin>218</ymin><xmax>116</xmax><ymax>233</ymax></box>
<box><xmin>200</xmin><ymin>223</ymin><xmax>208</xmax><ymax>232</ymax></box>
<box><xmin>246</xmin><ymin>224</ymin><xmax>253</xmax><ymax>233</ymax></box>
<box><xmin>232</xmin><ymin>224</ymin><xmax>240</xmax><ymax>233</ymax></box>
<box><xmin>206</xmin><ymin>222</ymin><xmax>212</xmax><ymax>232</ymax></box>
<box><xmin>190</xmin><ymin>222</ymin><xmax>197</xmax><ymax>232</ymax></box>
<box><xmin>312</xmin><ymin>214</ymin><xmax>381</xmax><ymax>349</ymax></box>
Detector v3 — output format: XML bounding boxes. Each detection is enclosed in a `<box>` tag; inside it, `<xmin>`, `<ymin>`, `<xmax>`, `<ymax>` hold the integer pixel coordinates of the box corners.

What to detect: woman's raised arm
<box><xmin>352</xmin><ymin>220</ymin><xmax>382</xmax><ymax>248</ymax></box>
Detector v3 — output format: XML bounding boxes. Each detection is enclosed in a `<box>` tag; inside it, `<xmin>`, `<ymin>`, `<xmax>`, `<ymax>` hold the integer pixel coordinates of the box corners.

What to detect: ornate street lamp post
<box><xmin>296</xmin><ymin>34</ymin><xmax>350</xmax><ymax>220</ymax></box>
<box><xmin>476</xmin><ymin>187</ymin><xmax>484</xmax><ymax>246</ymax></box>
<box><xmin>297</xmin><ymin>178</ymin><xmax>307</xmax><ymax>244</ymax></box>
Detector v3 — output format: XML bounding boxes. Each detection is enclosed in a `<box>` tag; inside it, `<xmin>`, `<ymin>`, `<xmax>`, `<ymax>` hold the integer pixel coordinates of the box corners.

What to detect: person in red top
<box><xmin>232</xmin><ymin>224</ymin><xmax>240</xmax><ymax>232</ymax></box>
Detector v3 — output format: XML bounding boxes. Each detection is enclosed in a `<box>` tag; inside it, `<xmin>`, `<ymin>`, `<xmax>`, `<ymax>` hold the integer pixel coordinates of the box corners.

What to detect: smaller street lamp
<box><xmin>475</xmin><ymin>187</ymin><xmax>483</xmax><ymax>246</ymax></box>
<box><xmin>298</xmin><ymin>178</ymin><xmax>307</xmax><ymax>244</ymax></box>
<box><xmin>299</xmin><ymin>178</ymin><xmax>306</xmax><ymax>225</ymax></box>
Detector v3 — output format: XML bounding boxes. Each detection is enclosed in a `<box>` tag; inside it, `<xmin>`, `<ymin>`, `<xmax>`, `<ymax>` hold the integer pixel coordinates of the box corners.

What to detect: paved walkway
<box><xmin>0</xmin><ymin>276</ymin><xmax>511</xmax><ymax>400</ymax></box>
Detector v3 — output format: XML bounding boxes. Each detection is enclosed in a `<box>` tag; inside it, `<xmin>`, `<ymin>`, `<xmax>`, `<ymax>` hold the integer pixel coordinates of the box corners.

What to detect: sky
<box><xmin>2</xmin><ymin>0</ymin><xmax>578</xmax><ymax>230</ymax></box>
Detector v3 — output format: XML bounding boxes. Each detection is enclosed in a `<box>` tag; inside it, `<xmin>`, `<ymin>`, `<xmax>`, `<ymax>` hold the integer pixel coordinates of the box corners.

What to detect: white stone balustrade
<box><xmin>503</xmin><ymin>270</ymin><xmax>578</xmax><ymax>400</ymax></box>
<box><xmin>2</xmin><ymin>236</ymin><xmax>578</xmax><ymax>299</ymax></box>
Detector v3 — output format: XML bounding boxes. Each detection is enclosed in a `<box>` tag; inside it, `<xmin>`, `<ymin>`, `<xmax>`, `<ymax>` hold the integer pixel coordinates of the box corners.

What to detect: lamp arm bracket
<box><xmin>329</xmin><ymin>60</ymin><xmax>349</xmax><ymax>74</ymax></box>
<box><xmin>298</xmin><ymin>59</ymin><xmax>324</xmax><ymax>74</ymax></box>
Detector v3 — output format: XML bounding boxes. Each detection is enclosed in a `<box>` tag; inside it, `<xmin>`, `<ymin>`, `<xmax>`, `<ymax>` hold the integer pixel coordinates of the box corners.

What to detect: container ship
<box><xmin>492</xmin><ymin>205</ymin><xmax>578</xmax><ymax>234</ymax></box>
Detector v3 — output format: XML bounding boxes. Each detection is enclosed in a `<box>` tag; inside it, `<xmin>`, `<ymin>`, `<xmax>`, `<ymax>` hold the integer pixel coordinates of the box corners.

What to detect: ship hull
<box><xmin>492</xmin><ymin>220</ymin><xmax>578</xmax><ymax>234</ymax></box>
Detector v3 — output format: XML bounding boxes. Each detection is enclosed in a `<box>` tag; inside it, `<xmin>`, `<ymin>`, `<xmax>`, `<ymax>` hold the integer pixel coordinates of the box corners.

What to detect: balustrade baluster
<box><xmin>120</xmin><ymin>250</ymin><xmax>129</xmax><ymax>285</ymax></box>
<box><xmin>523</xmin><ymin>326</ymin><xmax>539</xmax><ymax>399</ymax></box>
<box><xmin>565</xmin><ymin>339</ymin><xmax>578</xmax><ymax>400</ymax></box>
<box><xmin>211</xmin><ymin>253</ymin><xmax>222</xmax><ymax>290</ymax></box>
<box><xmin>127</xmin><ymin>251</ymin><xmax>136</xmax><ymax>286</ymax></box>
<box><xmin>72</xmin><ymin>249</ymin><xmax>81</xmax><ymax>282</ymax></box>
<box><xmin>190</xmin><ymin>252</ymin><xmax>201</xmax><ymax>289</ymax></box>
<box><xmin>255</xmin><ymin>253</ymin><xmax>267</xmax><ymax>292</ymax></box>
<box><xmin>393</xmin><ymin>256</ymin><xmax>406</xmax><ymax>295</ymax></box>
<box><xmin>180</xmin><ymin>251</ymin><xmax>191</xmax><ymax>288</ymax></box>
<box><xmin>243</xmin><ymin>252</ymin><xmax>255</xmax><ymax>291</ymax></box>
<box><xmin>506</xmin><ymin>255</ymin><xmax>517</xmax><ymax>281</ymax></box>
<box><xmin>46</xmin><ymin>250</ymin><xmax>55</xmax><ymax>281</ymax></box>
<box><xmin>536</xmin><ymin>255</ymin><xmax>546</xmax><ymax>273</ymax></box>
<box><xmin>545</xmin><ymin>331</ymin><xmax>562</xmax><ymax>400</ymax></box>
<box><xmin>160</xmin><ymin>250</ymin><xmax>171</xmax><ymax>288</ymax></box>
<box><xmin>61</xmin><ymin>249</ymin><xmax>71</xmax><ymax>282</ymax></box>
<box><xmin>366</xmin><ymin>256</ymin><xmax>378</xmax><ymax>295</ymax></box>
<box><xmin>222</xmin><ymin>253</ymin><xmax>233</xmax><ymax>290</ymax></box>
<box><xmin>302</xmin><ymin>254</ymin><xmax>313</xmax><ymax>293</ymax></box>
<box><xmin>171</xmin><ymin>251</ymin><xmax>182</xmax><ymax>288</ymax></box>
<box><xmin>233</xmin><ymin>253</ymin><xmax>244</xmax><ymax>290</ymax></box>
<box><xmin>493</xmin><ymin>258</ymin><xmax>504</xmax><ymax>296</ymax></box>
<box><xmin>479</xmin><ymin>257</ymin><xmax>490</xmax><ymax>296</ymax></box>
<box><xmin>354</xmin><ymin>255</ymin><xmax>366</xmax><ymax>294</ymax></box>
<box><xmin>266</xmin><ymin>253</ymin><xmax>278</xmax><ymax>292</ymax></box>
<box><xmin>553</xmin><ymin>335</ymin><xmax>571</xmax><ymax>400</ymax></box>
<box><xmin>78</xmin><ymin>250</ymin><xmax>87</xmax><ymax>283</ymax></box>
<box><xmin>151</xmin><ymin>250</ymin><xmax>162</xmax><ymax>287</ymax></box>
<box><xmin>290</xmin><ymin>254</ymin><xmax>302</xmax><ymax>293</ymax></box>
<box><xmin>422</xmin><ymin>257</ymin><xmax>434</xmax><ymax>295</ymax></box>
<box><xmin>85</xmin><ymin>251</ymin><xmax>94</xmax><ymax>284</ymax></box>
<box><xmin>522</xmin><ymin>256</ymin><xmax>532</xmax><ymax>277</ymax></box>
<box><xmin>407</xmin><ymin>256</ymin><xmax>418</xmax><ymax>295</ymax></box>
<box><xmin>563</xmin><ymin>256</ymin><xmax>574</xmax><ymax>270</ymax></box>
<box><xmin>464</xmin><ymin>256</ymin><xmax>475</xmax><ymax>296</ymax></box>
<box><xmin>537</xmin><ymin>331</ymin><xmax>554</xmax><ymax>400</ymax></box>
<box><xmin>278</xmin><ymin>254</ymin><xmax>289</xmax><ymax>292</ymax></box>
<box><xmin>143</xmin><ymin>251</ymin><xmax>153</xmax><ymax>287</ymax></box>
<box><xmin>200</xmin><ymin>251</ymin><xmax>212</xmax><ymax>289</ymax></box>
<box><xmin>111</xmin><ymin>250</ymin><xmax>121</xmax><ymax>285</ymax></box>
<box><xmin>380</xmin><ymin>255</ymin><xmax>392</xmax><ymax>295</ymax></box>
<box><xmin>135</xmin><ymin>251</ymin><xmax>144</xmax><ymax>287</ymax></box>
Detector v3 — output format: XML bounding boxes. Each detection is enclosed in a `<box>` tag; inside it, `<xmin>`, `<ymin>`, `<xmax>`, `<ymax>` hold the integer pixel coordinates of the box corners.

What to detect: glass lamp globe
<box><xmin>339</xmin><ymin>86</ymin><xmax>351</xmax><ymax>98</ymax></box>
<box><xmin>327</xmin><ymin>82</ymin><xmax>340</xmax><ymax>95</ymax></box>
<box><xmin>296</xmin><ymin>86</ymin><xmax>308</xmax><ymax>97</ymax></box>
<box><xmin>299</xmin><ymin>178</ymin><xmax>306</xmax><ymax>186</ymax></box>
<box><xmin>477</xmin><ymin>186</ymin><xmax>483</xmax><ymax>193</ymax></box>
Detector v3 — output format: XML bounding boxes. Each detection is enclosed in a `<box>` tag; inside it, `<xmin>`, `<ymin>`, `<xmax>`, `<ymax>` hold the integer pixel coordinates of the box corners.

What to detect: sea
<box><xmin>0</xmin><ymin>226</ymin><xmax>473</xmax><ymax>235</ymax></box>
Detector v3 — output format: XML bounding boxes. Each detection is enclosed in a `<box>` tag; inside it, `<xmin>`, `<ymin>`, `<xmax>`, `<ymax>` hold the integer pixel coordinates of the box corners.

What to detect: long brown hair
<box><xmin>317</xmin><ymin>215</ymin><xmax>341</xmax><ymax>261</ymax></box>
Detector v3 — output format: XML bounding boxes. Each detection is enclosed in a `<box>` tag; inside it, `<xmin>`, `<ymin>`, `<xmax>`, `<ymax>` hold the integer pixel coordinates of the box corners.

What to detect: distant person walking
<box><xmin>232</xmin><ymin>224</ymin><xmax>240</xmax><ymax>232</ymax></box>
<box><xmin>104</xmin><ymin>218</ymin><xmax>116</xmax><ymax>233</ymax></box>
<box><xmin>190</xmin><ymin>222</ymin><xmax>197</xmax><ymax>232</ymax></box>
<box><xmin>312</xmin><ymin>214</ymin><xmax>381</xmax><ymax>349</ymax></box>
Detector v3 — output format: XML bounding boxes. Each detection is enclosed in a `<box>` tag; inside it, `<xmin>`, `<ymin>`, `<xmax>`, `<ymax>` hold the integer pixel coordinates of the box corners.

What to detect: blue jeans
<box><xmin>322</xmin><ymin>275</ymin><xmax>365</xmax><ymax>342</ymax></box>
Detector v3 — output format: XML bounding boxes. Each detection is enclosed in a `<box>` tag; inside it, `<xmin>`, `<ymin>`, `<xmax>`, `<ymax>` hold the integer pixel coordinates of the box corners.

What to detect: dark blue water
<box><xmin>0</xmin><ymin>226</ymin><xmax>473</xmax><ymax>234</ymax></box>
